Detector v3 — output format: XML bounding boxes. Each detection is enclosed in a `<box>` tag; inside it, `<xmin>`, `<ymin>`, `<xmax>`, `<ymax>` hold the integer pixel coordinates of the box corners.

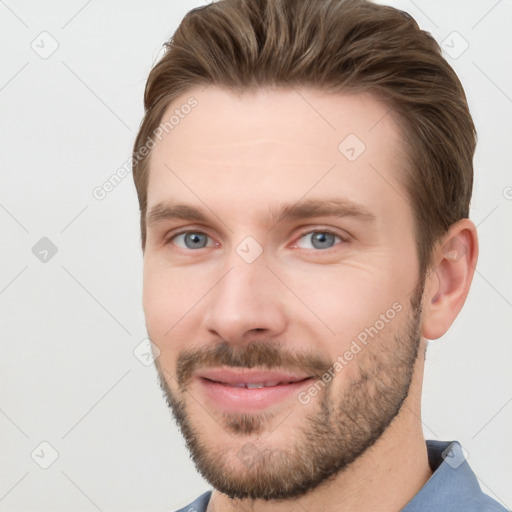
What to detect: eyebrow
<box><xmin>146</xmin><ymin>198</ymin><xmax>376</xmax><ymax>229</ymax></box>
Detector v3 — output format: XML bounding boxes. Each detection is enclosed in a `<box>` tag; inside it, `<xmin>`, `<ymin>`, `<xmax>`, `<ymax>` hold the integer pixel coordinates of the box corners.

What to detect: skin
<box><xmin>142</xmin><ymin>86</ymin><xmax>478</xmax><ymax>511</ymax></box>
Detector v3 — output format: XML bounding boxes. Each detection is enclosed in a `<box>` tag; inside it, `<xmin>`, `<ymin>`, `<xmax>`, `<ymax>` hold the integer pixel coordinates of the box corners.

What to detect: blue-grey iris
<box><xmin>311</xmin><ymin>232</ymin><xmax>336</xmax><ymax>249</ymax></box>
<box><xmin>185</xmin><ymin>232</ymin><xmax>208</xmax><ymax>249</ymax></box>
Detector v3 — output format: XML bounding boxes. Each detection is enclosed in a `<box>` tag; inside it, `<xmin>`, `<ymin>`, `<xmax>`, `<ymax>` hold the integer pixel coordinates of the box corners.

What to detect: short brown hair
<box><xmin>133</xmin><ymin>0</ymin><xmax>476</xmax><ymax>274</ymax></box>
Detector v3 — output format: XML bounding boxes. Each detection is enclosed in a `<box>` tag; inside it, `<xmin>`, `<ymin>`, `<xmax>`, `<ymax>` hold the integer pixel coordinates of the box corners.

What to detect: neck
<box><xmin>207</xmin><ymin>344</ymin><xmax>432</xmax><ymax>512</ymax></box>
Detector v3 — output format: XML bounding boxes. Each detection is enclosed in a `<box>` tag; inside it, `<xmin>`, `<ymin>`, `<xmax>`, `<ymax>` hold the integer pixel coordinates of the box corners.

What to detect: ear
<box><xmin>421</xmin><ymin>219</ymin><xmax>479</xmax><ymax>340</ymax></box>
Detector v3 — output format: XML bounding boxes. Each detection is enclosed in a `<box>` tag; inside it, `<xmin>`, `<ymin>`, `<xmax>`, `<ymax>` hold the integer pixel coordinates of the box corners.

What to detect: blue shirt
<box><xmin>174</xmin><ymin>441</ymin><xmax>508</xmax><ymax>511</ymax></box>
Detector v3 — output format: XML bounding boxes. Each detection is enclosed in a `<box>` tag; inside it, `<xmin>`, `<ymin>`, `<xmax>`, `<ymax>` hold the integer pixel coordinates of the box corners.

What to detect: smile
<box><xmin>195</xmin><ymin>369</ymin><xmax>314</xmax><ymax>412</ymax></box>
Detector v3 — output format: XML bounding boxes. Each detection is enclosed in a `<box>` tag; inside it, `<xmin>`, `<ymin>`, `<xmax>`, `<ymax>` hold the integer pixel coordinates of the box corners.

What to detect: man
<box><xmin>132</xmin><ymin>0</ymin><xmax>507</xmax><ymax>510</ymax></box>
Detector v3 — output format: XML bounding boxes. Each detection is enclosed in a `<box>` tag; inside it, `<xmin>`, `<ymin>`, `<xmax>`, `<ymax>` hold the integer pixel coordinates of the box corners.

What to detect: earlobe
<box><xmin>421</xmin><ymin>219</ymin><xmax>479</xmax><ymax>340</ymax></box>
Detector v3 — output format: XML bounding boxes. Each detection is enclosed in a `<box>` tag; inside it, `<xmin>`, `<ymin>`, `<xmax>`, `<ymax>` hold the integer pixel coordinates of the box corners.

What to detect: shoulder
<box><xmin>475</xmin><ymin>491</ymin><xmax>510</xmax><ymax>512</ymax></box>
<box><xmin>403</xmin><ymin>441</ymin><xmax>509</xmax><ymax>512</ymax></box>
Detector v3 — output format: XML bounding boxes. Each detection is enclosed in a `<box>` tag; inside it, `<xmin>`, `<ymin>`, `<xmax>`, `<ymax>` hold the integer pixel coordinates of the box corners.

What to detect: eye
<box><xmin>169</xmin><ymin>231</ymin><xmax>215</xmax><ymax>250</ymax></box>
<box><xmin>295</xmin><ymin>230</ymin><xmax>343</xmax><ymax>250</ymax></box>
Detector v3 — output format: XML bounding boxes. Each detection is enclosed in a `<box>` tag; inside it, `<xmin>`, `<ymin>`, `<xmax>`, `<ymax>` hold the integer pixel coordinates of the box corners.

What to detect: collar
<box><xmin>402</xmin><ymin>440</ymin><xmax>504</xmax><ymax>511</ymax></box>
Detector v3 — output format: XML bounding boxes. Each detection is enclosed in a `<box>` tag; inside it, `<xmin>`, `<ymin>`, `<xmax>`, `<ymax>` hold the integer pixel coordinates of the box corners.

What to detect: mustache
<box><xmin>175</xmin><ymin>340</ymin><xmax>333</xmax><ymax>389</ymax></box>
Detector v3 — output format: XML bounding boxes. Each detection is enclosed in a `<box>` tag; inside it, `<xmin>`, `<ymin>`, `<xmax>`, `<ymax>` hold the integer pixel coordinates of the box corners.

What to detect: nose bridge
<box><xmin>203</xmin><ymin>246</ymin><xmax>287</xmax><ymax>340</ymax></box>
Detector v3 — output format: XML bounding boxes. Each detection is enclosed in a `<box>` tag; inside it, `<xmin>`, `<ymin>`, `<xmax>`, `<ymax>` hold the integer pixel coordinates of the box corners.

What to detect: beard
<box><xmin>154</xmin><ymin>284</ymin><xmax>424</xmax><ymax>501</ymax></box>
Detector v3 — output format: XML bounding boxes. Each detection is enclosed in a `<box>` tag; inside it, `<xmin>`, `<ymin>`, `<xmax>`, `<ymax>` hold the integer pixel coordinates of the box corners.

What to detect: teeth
<box><xmin>230</xmin><ymin>381</ymin><xmax>286</xmax><ymax>389</ymax></box>
<box><xmin>217</xmin><ymin>379</ymin><xmax>308</xmax><ymax>388</ymax></box>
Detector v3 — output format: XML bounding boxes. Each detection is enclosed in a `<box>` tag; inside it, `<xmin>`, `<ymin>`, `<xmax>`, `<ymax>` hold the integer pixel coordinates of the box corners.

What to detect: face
<box><xmin>142</xmin><ymin>86</ymin><xmax>424</xmax><ymax>500</ymax></box>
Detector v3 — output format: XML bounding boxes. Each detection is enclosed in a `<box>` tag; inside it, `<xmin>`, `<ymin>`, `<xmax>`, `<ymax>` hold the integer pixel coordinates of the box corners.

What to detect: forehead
<box><xmin>146</xmin><ymin>86</ymin><xmax>409</xmax><ymax>221</ymax></box>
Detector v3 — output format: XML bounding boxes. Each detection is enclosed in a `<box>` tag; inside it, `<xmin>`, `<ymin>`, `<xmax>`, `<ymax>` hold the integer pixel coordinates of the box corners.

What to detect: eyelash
<box><xmin>164</xmin><ymin>227</ymin><xmax>347</xmax><ymax>250</ymax></box>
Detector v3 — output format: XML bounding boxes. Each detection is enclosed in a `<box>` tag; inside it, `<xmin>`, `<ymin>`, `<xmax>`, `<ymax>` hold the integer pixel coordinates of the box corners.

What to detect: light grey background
<box><xmin>0</xmin><ymin>1</ymin><xmax>510</xmax><ymax>510</ymax></box>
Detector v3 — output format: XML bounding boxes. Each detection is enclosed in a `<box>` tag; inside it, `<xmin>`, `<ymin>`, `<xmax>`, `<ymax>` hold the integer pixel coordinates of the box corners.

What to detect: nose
<box><xmin>202</xmin><ymin>255</ymin><xmax>288</xmax><ymax>344</ymax></box>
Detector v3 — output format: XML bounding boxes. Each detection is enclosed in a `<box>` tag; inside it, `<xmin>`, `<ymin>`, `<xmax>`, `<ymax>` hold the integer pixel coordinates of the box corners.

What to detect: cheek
<box><xmin>142</xmin><ymin>259</ymin><xmax>184</xmax><ymax>342</ymax></box>
<box><xmin>142</xmin><ymin>259</ymin><xmax>216</xmax><ymax>346</ymax></box>
<box><xmin>290</xmin><ymin>260</ymin><xmax>413</xmax><ymax>346</ymax></box>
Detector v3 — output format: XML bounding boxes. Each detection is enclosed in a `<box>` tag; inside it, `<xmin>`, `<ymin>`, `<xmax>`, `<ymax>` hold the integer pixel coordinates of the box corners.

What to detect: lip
<box><xmin>195</xmin><ymin>368</ymin><xmax>314</xmax><ymax>412</ymax></box>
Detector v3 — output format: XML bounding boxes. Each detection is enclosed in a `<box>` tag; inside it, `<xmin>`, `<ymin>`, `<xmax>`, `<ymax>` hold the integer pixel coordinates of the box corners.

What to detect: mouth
<box><xmin>209</xmin><ymin>380</ymin><xmax>309</xmax><ymax>389</ymax></box>
<box><xmin>195</xmin><ymin>368</ymin><xmax>315</xmax><ymax>412</ymax></box>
